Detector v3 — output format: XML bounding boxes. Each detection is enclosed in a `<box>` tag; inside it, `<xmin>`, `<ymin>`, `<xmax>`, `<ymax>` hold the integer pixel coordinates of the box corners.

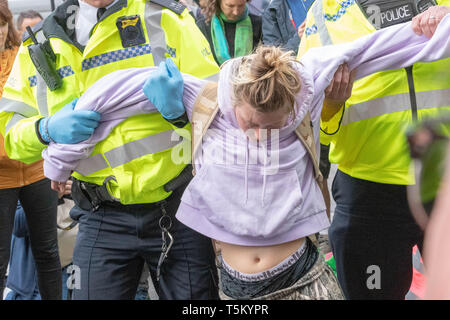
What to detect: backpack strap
<box><xmin>295</xmin><ymin>112</ymin><xmax>331</xmax><ymax>216</ymax></box>
<box><xmin>191</xmin><ymin>82</ymin><xmax>220</xmax><ymax>175</ymax></box>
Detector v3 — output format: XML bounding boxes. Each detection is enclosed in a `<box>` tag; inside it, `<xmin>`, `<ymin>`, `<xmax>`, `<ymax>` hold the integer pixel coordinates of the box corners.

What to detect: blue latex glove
<box><xmin>143</xmin><ymin>58</ymin><xmax>185</xmax><ymax>120</ymax></box>
<box><xmin>39</xmin><ymin>98</ymin><xmax>101</xmax><ymax>144</ymax></box>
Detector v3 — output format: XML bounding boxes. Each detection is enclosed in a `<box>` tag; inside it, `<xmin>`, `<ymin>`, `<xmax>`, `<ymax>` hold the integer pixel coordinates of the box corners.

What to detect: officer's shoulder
<box><xmin>148</xmin><ymin>0</ymin><xmax>186</xmax><ymax>15</ymax></box>
<box><xmin>21</xmin><ymin>20</ymin><xmax>44</xmax><ymax>43</ymax></box>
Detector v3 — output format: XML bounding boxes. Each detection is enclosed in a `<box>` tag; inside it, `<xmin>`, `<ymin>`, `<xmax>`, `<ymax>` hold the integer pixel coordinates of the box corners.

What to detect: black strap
<box><xmin>97</xmin><ymin>7</ymin><xmax>107</xmax><ymax>21</ymax></box>
<box><xmin>148</xmin><ymin>0</ymin><xmax>186</xmax><ymax>14</ymax></box>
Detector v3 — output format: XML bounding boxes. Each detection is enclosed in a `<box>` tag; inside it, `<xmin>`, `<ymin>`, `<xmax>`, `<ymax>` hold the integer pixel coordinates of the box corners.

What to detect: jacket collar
<box><xmin>42</xmin><ymin>0</ymin><xmax>127</xmax><ymax>52</ymax></box>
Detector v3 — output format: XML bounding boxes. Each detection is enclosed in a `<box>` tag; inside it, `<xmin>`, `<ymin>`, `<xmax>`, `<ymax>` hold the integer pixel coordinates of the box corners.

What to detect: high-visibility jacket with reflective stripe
<box><xmin>0</xmin><ymin>0</ymin><xmax>219</xmax><ymax>204</ymax></box>
<box><xmin>298</xmin><ymin>0</ymin><xmax>450</xmax><ymax>185</ymax></box>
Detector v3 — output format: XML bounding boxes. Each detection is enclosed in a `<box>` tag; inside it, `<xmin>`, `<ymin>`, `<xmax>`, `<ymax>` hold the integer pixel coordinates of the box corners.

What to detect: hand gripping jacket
<box><xmin>0</xmin><ymin>0</ymin><xmax>219</xmax><ymax>204</ymax></box>
<box><xmin>298</xmin><ymin>0</ymin><xmax>450</xmax><ymax>185</ymax></box>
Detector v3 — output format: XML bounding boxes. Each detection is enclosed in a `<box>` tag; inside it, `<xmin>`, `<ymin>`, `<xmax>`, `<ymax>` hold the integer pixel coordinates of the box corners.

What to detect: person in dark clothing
<box><xmin>262</xmin><ymin>0</ymin><xmax>314</xmax><ymax>54</ymax></box>
<box><xmin>196</xmin><ymin>0</ymin><xmax>262</xmax><ymax>65</ymax></box>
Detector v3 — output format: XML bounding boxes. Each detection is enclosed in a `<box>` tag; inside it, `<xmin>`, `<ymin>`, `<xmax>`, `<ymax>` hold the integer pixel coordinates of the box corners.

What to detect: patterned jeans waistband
<box><xmin>220</xmin><ymin>240</ymin><xmax>307</xmax><ymax>282</ymax></box>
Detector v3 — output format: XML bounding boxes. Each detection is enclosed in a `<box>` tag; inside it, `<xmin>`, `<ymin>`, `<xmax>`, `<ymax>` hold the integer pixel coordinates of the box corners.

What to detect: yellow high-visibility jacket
<box><xmin>0</xmin><ymin>0</ymin><xmax>219</xmax><ymax>204</ymax></box>
<box><xmin>298</xmin><ymin>0</ymin><xmax>450</xmax><ymax>185</ymax></box>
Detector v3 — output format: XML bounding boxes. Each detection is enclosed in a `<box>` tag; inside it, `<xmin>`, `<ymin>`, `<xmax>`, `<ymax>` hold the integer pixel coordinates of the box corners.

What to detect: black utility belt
<box><xmin>71</xmin><ymin>165</ymin><xmax>193</xmax><ymax>212</ymax></box>
<box><xmin>71</xmin><ymin>177</ymin><xmax>120</xmax><ymax>212</ymax></box>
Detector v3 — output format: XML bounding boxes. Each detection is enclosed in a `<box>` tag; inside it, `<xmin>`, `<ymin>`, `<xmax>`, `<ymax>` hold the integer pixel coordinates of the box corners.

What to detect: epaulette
<box><xmin>22</xmin><ymin>20</ymin><xmax>44</xmax><ymax>43</ymax></box>
<box><xmin>148</xmin><ymin>0</ymin><xmax>186</xmax><ymax>15</ymax></box>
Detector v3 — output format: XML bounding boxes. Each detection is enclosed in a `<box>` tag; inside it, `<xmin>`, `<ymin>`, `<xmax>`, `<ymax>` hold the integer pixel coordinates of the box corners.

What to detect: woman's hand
<box><xmin>412</xmin><ymin>5</ymin><xmax>450</xmax><ymax>38</ymax></box>
<box><xmin>52</xmin><ymin>180</ymin><xmax>73</xmax><ymax>199</ymax></box>
<box><xmin>322</xmin><ymin>63</ymin><xmax>356</xmax><ymax>121</ymax></box>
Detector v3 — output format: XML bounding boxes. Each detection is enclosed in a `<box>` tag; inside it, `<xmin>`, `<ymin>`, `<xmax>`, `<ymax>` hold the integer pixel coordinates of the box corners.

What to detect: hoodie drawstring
<box><xmin>261</xmin><ymin>142</ymin><xmax>268</xmax><ymax>207</ymax></box>
<box><xmin>244</xmin><ymin>137</ymin><xmax>249</xmax><ymax>205</ymax></box>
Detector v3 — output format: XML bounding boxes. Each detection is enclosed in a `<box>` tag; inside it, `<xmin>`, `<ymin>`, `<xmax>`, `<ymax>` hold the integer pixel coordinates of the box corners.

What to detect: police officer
<box><xmin>298</xmin><ymin>1</ymin><xmax>450</xmax><ymax>299</ymax></box>
<box><xmin>0</xmin><ymin>0</ymin><xmax>220</xmax><ymax>299</ymax></box>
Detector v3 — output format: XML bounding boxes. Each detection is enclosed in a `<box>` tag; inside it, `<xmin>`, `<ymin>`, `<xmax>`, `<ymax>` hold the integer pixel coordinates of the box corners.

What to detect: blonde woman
<box><xmin>40</xmin><ymin>14</ymin><xmax>450</xmax><ymax>299</ymax></box>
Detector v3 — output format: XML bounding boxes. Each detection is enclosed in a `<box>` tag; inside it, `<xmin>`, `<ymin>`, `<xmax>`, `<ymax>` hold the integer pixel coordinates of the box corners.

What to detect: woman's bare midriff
<box><xmin>215</xmin><ymin>237</ymin><xmax>306</xmax><ymax>274</ymax></box>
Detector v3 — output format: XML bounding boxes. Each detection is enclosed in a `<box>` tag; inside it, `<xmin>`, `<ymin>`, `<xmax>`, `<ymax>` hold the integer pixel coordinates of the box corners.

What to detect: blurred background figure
<box><xmin>262</xmin><ymin>0</ymin><xmax>314</xmax><ymax>54</ymax></box>
<box><xmin>16</xmin><ymin>10</ymin><xmax>43</xmax><ymax>37</ymax></box>
<box><xmin>406</xmin><ymin>118</ymin><xmax>450</xmax><ymax>299</ymax></box>
<box><xmin>196</xmin><ymin>0</ymin><xmax>262</xmax><ymax>65</ymax></box>
<box><xmin>0</xmin><ymin>0</ymin><xmax>21</xmax><ymax>91</ymax></box>
<box><xmin>0</xmin><ymin>0</ymin><xmax>61</xmax><ymax>300</ymax></box>
<box><xmin>179</xmin><ymin>0</ymin><xmax>204</xmax><ymax>20</ymax></box>
<box><xmin>3</xmin><ymin>180</ymin><xmax>78</xmax><ymax>300</ymax></box>
<box><xmin>247</xmin><ymin>0</ymin><xmax>270</xmax><ymax>16</ymax></box>
<box><xmin>423</xmin><ymin>142</ymin><xmax>450</xmax><ymax>299</ymax></box>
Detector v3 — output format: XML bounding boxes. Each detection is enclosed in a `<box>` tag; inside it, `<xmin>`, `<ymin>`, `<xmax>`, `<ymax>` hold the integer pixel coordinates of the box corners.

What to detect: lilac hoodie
<box><xmin>42</xmin><ymin>15</ymin><xmax>450</xmax><ymax>245</ymax></box>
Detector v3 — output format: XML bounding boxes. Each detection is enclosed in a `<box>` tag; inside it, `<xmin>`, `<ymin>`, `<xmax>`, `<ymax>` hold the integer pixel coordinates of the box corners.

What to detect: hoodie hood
<box><xmin>217</xmin><ymin>57</ymin><xmax>316</xmax><ymax>138</ymax></box>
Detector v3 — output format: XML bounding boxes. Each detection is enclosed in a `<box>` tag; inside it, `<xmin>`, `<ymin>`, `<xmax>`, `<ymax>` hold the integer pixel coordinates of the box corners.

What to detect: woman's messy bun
<box><xmin>230</xmin><ymin>46</ymin><xmax>302</xmax><ymax>118</ymax></box>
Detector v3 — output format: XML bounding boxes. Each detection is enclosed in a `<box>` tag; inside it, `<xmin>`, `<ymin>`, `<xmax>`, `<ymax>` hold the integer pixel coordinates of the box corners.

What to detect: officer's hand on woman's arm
<box><xmin>143</xmin><ymin>58</ymin><xmax>187</xmax><ymax>126</ymax></box>
<box><xmin>412</xmin><ymin>5</ymin><xmax>450</xmax><ymax>38</ymax></box>
<box><xmin>38</xmin><ymin>98</ymin><xmax>101</xmax><ymax>145</ymax></box>
<box><xmin>321</xmin><ymin>63</ymin><xmax>356</xmax><ymax>122</ymax></box>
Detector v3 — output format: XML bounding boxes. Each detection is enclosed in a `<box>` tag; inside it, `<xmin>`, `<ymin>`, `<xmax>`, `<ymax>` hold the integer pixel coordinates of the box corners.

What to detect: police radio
<box><xmin>26</xmin><ymin>26</ymin><xmax>62</xmax><ymax>91</ymax></box>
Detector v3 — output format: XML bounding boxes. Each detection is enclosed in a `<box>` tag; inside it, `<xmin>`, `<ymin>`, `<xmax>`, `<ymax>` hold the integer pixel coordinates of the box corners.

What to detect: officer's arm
<box><xmin>0</xmin><ymin>46</ymin><xmax>47</xmax><ymax>164</ymax></box>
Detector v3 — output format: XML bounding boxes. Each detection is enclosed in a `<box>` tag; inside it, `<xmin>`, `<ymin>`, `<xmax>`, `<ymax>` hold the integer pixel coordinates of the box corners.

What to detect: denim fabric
<box><xmin>329</xmin><ymin>170</ymin><xmax>424</xmax><ymax>300</ymax></box>
<box><xmin>70</xmin><ymin>184</ymin><xmax>218</xmax><ymax>300</ymax></box>
<box><xmin>0</xmin><ymin>178</ymin><xmax>61</xmax><ymax>300</ymax></box>
<box><xmin>219</xmin><ymin>238</ymin><xmax>318</xmax><ymax>299</ymax></box>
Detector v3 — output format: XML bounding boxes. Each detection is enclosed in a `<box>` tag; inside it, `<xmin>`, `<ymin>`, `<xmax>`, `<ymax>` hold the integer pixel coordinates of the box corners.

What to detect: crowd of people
<box><xmin>0</xmin><ymin>0</ymin><xmax>449</xmax><ymax>301</ymax></box>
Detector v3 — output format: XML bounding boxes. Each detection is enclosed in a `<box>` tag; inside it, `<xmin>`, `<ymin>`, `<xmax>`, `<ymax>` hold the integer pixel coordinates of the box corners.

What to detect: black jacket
<box><xmin>196</xmin><ymin>13</ymin><xmax>262</xmax><ymax>65</ymax></box>
<box><xmin>262</xmin><ymin>0</ymin><xmax>300</xmax><ymax>54</ymax></box>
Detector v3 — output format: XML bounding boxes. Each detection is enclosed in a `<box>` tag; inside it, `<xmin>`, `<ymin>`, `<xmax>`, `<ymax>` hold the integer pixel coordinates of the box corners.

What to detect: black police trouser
<box><xmin>70</xmin><ymin>184</ymin><xmax>218</xmax><ymax>300</ymax></box>
<box><xmin>329</xmin><ymin>170</ymin><xmax>424</xmax><ymax>300</ymax></box>
<box><xmin>0</xmin><ymin>178</ymin><xmax>61</xmax><ymax>300</ymax></box>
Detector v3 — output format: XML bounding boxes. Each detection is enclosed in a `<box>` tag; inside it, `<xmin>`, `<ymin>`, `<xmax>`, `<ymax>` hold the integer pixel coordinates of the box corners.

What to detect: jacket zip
<box><xmin>405</xmin><ymin>66</ymin><xmax>418</xmax><ymax>123</ymax></box>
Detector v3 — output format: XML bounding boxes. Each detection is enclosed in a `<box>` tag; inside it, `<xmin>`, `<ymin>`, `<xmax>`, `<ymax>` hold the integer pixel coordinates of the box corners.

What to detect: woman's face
<box><xmin>220</xmin><ymin>0</ymin><xmax>247</xmax><ymax>22</ymax></box>
<box><xmin>235</xmin><ymin>100</ymin><xmax>290</xmax><ymax>141</ymax></box>
<box><xmin>0</xmin><ymin>21</ymin><xmax>8</xmax><ymax>50</ymax></box>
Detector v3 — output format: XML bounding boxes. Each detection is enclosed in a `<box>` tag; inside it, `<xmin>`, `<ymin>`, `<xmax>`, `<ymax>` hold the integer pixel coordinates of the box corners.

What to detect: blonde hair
<box><xmin>229</xmin><ymin>46</ymin><xmax>302</xmax><ymax>118</ymax></box>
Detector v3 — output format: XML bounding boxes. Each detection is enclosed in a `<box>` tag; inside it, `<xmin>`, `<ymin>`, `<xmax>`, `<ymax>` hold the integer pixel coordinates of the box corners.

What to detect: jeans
<box><xmin>70</xmin><ymin>184</ymin><xmax>218</xmax><ymax>300</ymax></box>
<box><xmin>329</xmin><ymin>170</ymin><xmax>424</xmax><ymax>300</ymax></box>
<box><xmin>0</xmin><ymin>178</ymin><xmax>61</xmax><ymax>300</ymax></box>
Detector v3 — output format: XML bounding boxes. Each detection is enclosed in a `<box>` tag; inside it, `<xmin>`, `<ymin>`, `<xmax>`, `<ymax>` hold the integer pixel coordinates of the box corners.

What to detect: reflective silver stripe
<box><xmin>204</xmin><ymin>73</ymin><xmax>220</xmax><ymax>83</ymax></box>
<box><xmin>75</xmin><ymin>130</ymin><xmax>184</xmax><ymax>175</ymax></box>
<box><xmin>36</xmin><ymin>73</ymin><xmax>49</xmax><ymax>117</ymax></box>
<box><xmin>145</xmin><ymin>2</ymin><xmax>168</xmax><ymax>66</ymax></box>
<box><xmin>5</xmin><ymin>113</ymin><xmax>26</xmax><ymax>134</ymax></box>
<box><xmin>105</xmin><ymin>130</ymin><xmax>183</xmax><ymax>169</ymax></box>
<box><xmin>74</xmin><ymin>153</ymin><xmax>109</xmax><ymax>176</ymax></box>
<box><xmin>0</xmin><ymin>97</ymin><xmax>38</xmax><ymax>117</ymax></box>
<box><xmin>343</xmin><ymin>89</ymin><xmax>450</xmax><ymax>125</ymax></box>
<box><xmin>312</xmin><ymin>0</ymin><xmax>333</xmax><ymax>46</ymax></box>
<box><xmin>36</xmin><ymin>30</ymin><xmax>46</xmax><ymax>43</ymax></box>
